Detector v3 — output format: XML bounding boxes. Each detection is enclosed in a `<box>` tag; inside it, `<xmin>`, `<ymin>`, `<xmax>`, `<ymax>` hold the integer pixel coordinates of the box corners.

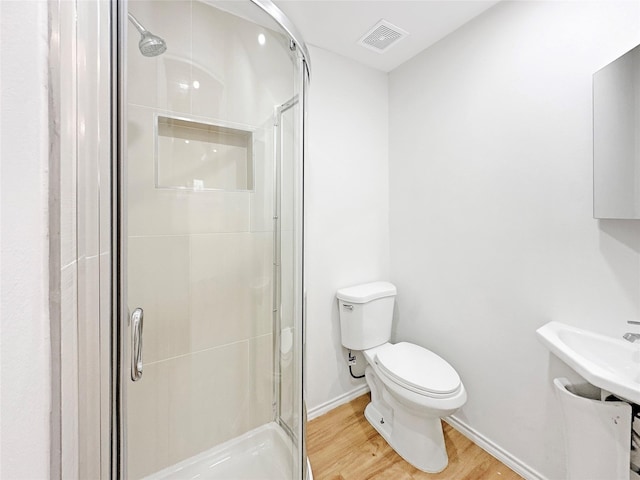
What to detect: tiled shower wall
<box><xmin>125</xmin><ymin>1</ymin><xmax>294</xmax><ymax>477</ymax></box>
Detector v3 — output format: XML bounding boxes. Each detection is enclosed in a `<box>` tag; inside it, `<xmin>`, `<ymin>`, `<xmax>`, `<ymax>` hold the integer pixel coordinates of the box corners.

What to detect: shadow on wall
<box><xmin>333</xmin><ymin>296</ymin><xmax>368</xmax><ymax>380</ymax></box>
<box><xmin>599</xmin><ymin>220</ymin><xmax>640</xmax><ymax>254</ymax></box>
<box><xmin>391</xmin><ymin>300</ymin><xmax>401</xmax><ymax>341</ymax></box>
<box><xmin>598</xmin><ymin>220</ymin><xmax>640</xmax><ymax>311</ymax></box>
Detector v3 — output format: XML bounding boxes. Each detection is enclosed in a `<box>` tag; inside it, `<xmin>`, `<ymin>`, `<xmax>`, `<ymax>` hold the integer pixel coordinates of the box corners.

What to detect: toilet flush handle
<box><xmin>342</xmin><ymin>304</ymin><xmax>354</xmax><ymax>311</ymax></box>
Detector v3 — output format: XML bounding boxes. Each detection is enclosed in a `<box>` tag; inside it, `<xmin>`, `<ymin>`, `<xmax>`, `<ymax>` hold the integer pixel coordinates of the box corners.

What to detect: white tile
<box><xmin>59</xmin><ymin>3</ymin><xmax>78</xmax><ymax>269</ymax></box>
<box><xmin>98</xmin><ymin>105</ymin><xmax>111</xmax><ymax>256</ymax></box>
<box><xmin>60</xmin><ymin>133</ymin><xmax>77</xmax><ymax>268</ymax></box>
<box><xmin>229</xmin><ymin>25</ymin><xmax>295</xmax><ymax>126</ymax></box>
<box><xmin>189</xmin><ymin>60</ymin><xmax>226</xmax><ymax>121</ymax></box>
<box><xmin>166</xmin><ymin>341</ymin><xmax>251</xmax><ymax>465</ymax></box>
<box><xmin>249</xmin><ymin>122</ymin><xmax>275</xmax><ymax>233</ymax></box>
<box><xmin>156</xmin><ymin>57</ymin><xmax>192</xmax><ymax>115</ymax></box>
<box><xmin>128</xmin><ymin>235</ymin><xmax>191</xmax><ymax>363</ymax></box>
<box><xmin>248</xmin><ymin>232</ymin><xmax>274</xmax><ymax>336</ymax></box>
<box><xmin>60</xmin><ymin>263</ymin><xmax>79</xmax><ymax>479</ymax></box>
<box><xmin>279</xmin><ymin>105</ymin><xmax>298</xmax><ymax>233</ymax></box>
<box><xmin>127</xmin><ymin>105</ymin><xmax>251</xmax><ymax>236</ymax></box>
<box><xmin>76</xmin><ymin>0</ymin><xmax>105</xmax><ymax>261</ymax></box>
<box><xmin>127</xmin><ymin>361</ymin><xmax>170</xmax><ymax>479</ymax></box>
<box><xmin>182</xmin><ymin>189</ymin><xmax>252</xmax><ymax>235</ymax></box>
<box><xmin>127</xmin><ymin>5</ymin><xmax>158</xmax><ymax>109</ymax></box>
<box><xmin>280</xmin><ymin>230</ymin><xmax>295</xmax><ymax>330</ymax></box>
<box><xmin>189</xmin><ymin>2</ymin><xmax>232</xmax><ymax>120</ymax></box>
<box><xmin>189</xmin><ymin>1</ymin><xmax>294</xmax><ymax>124</ymax></box>
<box><xmin>99</xmin><ymin>252</ymin><xmax>111</xmax><ymax>480</ymax></box>
<box><xmin>156</xmin><ymin>126</ymin><xmax>251</xmax><ymax>191</ymax></box>
<box><xmin>248</xmin><ymin>334</ymin><xmax>274</xmax><ymax>429</ymax></box>
<box><xmin>277</xmin><ymin>326</ymin><xmax>299</xmax><ymax>432</ymax></box>
<box><xmin>94</xmin><ymin>0</ymin><xmax>112</xmax><ymax>256</ymax></box>
<box><xmin>128</xmin><ymin>0</ymin><xmax>192</xmax><ymax>113</ymax></box>
<box><xmin>189</xmin><ymin>232</ymin><xmax>272</xmax><ymax>351</ymax></box>
<box><xmin>76</xmin><ymin>137</ymin><xmax>100</xmax><ymax>260</ymax></box>
<box><xmin>77</xmin><ymin>257</ymin><xmax>101</xmax><ymax>479</ymax></box>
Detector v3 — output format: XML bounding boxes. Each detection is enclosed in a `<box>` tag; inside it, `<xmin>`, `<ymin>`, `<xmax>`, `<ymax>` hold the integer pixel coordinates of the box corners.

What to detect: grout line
<box><xmin>61</xmin><ymin>259</ymin><xmax>78</xmax><ymax>271</ymax></box>
<box><xmin>127</xmin><ymin>231</ymin><xmax>271</xmax><ymax>239</ymax></box>
<box><xmin>145</xmin><ymin>337</ymin><xmax>255</xmax><ymax>367</ymax></box>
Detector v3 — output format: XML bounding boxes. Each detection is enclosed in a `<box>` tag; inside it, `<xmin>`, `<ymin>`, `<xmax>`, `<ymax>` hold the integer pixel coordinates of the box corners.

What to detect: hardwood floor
<box><xmin>307</xmin><ymin>394</ymin><xmax>523</xmax><ymax>480</ymax></box>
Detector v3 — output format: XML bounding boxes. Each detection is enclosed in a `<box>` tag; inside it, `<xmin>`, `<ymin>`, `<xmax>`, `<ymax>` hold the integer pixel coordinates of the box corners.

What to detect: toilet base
<box><xmin>364</xmin><ymin>401</ymin><xmax>449</xmax><ymax>473</ymax></box>
<box><xmin>364</xmin><ymin>363</ymin><xmax>451</xmax><ymax>473</ymax></box>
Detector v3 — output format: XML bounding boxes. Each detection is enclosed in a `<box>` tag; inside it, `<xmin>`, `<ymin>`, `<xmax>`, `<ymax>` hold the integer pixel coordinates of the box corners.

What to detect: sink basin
<box><xmin>536</xmin><ymin>321</ymin><xmax>640</xmax><ymax>405</ymax></box>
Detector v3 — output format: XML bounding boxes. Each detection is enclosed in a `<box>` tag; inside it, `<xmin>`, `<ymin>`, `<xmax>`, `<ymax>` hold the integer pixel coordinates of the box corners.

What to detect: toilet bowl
<box><xmin>362</xmin><ymin>342</ymin><xmax>466</xmax><ymax>473</ymax></box>
<box><xmin>365</xmin><ymin>342</ymin><xmax>466</xmax><ymax>415</ymax></box>
<box><xmin>336</xmin><ymin>282</ymin><xmax>467</xmax><ymax>473</ymax></box>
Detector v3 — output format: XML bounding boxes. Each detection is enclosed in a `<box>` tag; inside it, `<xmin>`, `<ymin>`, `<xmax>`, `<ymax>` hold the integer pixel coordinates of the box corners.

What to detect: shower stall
<box><xmin>112</xmin><ymin>1</ymin><xmax>310</xmax><ymax>478</ymax></box>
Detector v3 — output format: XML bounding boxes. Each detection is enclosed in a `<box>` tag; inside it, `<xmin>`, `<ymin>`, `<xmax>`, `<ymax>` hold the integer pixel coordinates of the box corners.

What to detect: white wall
<box><xmin>388</xmin><ymin>1</ymin><xmax>640</xmax><ymax>478</ymax></box>
<box><xmin>0</xmin><ymin>1</ymin><xmax>51</xmax><ymax>478</ymax></box>
<box><xmin>305</xmin><ymin>45</ymin><xmax>390</xmax><ymax>416</ymax></box>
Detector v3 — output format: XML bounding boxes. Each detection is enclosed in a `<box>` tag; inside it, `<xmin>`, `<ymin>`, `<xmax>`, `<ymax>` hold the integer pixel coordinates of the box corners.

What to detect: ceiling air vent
<box><xmin>358</xmin><ymin>20</ymin><xmax>409</xmax><ymax>54</ymax></box>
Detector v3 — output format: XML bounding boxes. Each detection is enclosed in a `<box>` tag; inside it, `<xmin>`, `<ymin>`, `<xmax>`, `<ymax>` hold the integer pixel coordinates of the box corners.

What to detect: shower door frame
<box><xmin>109</xmin><ymin>1</ymin><xmax>311</xmax><ymax>478</ymax></box>
<box><xmin>273</xmin><ymin>94</ymin><xmax>299</xmax><ymax>442</ymax></box>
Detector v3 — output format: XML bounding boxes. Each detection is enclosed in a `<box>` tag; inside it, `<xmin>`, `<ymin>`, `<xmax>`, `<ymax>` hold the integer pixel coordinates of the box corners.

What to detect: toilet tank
<box><xmin>336</xmin><ymin>281</ymin><xmax>397</xmax><ymax>350</ymax></box>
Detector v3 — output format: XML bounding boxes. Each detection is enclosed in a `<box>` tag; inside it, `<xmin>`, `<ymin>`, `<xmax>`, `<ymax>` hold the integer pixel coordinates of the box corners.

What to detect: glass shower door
<box><xmin>116</xmin><ymin>1</ymin><xmax>307</xmax><ymax>478</ymax></box>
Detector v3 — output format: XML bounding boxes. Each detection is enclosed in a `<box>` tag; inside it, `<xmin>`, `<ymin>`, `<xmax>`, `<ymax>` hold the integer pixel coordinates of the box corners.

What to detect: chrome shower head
<box><xmin>128</xmin><ymin>13</ymin><xmax>167</xmax><ymax>57</ymax></box>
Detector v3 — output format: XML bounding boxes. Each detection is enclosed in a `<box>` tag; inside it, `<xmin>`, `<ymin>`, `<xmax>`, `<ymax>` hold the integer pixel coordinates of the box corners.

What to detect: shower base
<box><xmin>145</xmin><ymin>422</ymin><xmax>313</xmax><ymax>480</ymax></box>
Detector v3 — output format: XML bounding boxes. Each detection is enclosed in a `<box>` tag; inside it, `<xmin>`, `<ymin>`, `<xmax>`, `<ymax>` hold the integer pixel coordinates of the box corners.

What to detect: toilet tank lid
<box><xmin>336</xmin><ymin>281</ymin><xmax>396</xmax><ymax>303</ymax></box>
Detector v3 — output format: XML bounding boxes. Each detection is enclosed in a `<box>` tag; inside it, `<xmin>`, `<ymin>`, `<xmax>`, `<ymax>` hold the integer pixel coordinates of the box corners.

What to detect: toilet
<box><xmin>336</xmin><ymin>281</ymin><xmax>467</xmax><ymax>473</ymax></box>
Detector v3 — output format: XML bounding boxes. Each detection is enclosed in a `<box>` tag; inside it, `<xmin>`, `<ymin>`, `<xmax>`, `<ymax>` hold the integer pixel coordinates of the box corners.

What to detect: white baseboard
<box><xmin>307</xmin><ymin>385</ymin><xmax>370</xmax><ymax>421</ymax></box>
<box><xmin>445</xmin><ymin>415</ymin><xmax>547</xmax><ymax>480</ymax></box>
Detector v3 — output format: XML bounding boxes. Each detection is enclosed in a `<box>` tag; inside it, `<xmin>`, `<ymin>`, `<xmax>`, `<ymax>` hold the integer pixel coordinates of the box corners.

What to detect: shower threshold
<box><xmin>144</xmin><ymin>422</ymin><xmax>313</xmax><ymax>480</ymax></box>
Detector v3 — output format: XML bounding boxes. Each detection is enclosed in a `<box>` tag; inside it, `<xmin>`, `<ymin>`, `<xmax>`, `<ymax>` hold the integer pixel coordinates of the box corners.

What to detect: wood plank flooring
<box><xmin>307</xmin><ymin>394</ymin><xmax>523</xmax><ymax>480</ymax></box>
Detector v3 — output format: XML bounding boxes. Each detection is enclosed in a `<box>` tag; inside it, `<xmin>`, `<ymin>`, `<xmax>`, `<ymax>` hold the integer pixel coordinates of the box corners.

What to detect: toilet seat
<box><xmin>375</xmin><ymin>342</ymin><xmax>461</xmax><ymax>397</ymax></box>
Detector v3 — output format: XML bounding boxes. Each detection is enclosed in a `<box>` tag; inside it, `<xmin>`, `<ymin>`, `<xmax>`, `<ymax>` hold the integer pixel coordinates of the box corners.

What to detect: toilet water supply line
<box><xmin>348</xmin><ymin>350</ymin><xmax>365</xmax><ymax>379</ymax></box>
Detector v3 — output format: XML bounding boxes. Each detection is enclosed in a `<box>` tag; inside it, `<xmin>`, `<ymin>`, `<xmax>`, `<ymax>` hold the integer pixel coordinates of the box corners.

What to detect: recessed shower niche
<box><xmin>156</xmin><ymin>115</ymin><xmax>254</xmax><ymax>191</ymax></box>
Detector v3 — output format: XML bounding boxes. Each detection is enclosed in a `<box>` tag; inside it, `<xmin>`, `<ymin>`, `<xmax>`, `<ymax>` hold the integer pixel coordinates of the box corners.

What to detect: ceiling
<box><xmin>273</xmin><ymin>1</ymin><xmax>500</xmax><ymax>72</ymax></box>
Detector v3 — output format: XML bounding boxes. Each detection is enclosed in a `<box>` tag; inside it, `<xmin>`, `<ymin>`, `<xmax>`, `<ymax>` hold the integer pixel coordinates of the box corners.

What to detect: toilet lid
<box><xmin>375</xmin><ymin>342</ymin><xmax>461</xmax><ymax>396</ymax></box>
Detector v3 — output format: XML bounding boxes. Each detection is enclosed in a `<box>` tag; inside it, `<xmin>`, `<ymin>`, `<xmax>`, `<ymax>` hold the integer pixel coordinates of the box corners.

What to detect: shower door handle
<box><xmin>131</xmin><ymin>308</ymin><xmax>144</xmax><ymax>381</ymax></box>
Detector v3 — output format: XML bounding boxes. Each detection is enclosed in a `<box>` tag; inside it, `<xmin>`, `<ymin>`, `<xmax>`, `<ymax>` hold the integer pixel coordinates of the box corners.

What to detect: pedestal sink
<box><xmin>536</xmin><ymin>321</ymin><xmax>640</xmax><ymax>405</ymax></box>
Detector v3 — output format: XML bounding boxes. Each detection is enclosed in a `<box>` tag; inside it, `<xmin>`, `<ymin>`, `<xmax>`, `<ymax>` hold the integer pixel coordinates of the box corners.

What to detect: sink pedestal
<box><xmin>554</xmin><ymin>377</ymin><xmax>633</xmax><ymax>480</ymax></box>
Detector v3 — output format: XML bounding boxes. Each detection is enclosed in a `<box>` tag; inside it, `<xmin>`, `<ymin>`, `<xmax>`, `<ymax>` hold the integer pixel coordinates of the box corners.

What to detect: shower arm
<box><xmin>127</xmin><ymin>13</ymin><xmax>148</xmax><ymax>35</ymax></box>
